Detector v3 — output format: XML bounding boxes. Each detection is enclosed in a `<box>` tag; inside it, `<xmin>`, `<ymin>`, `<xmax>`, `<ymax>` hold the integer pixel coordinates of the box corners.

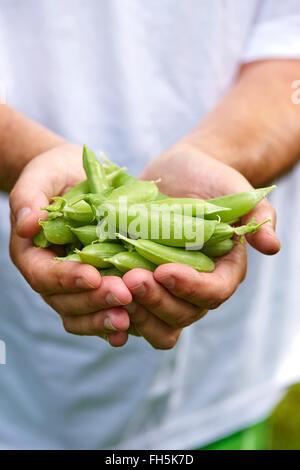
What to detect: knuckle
<box><xmin>24</xmin><ymin>258</ymin><xmax>43</xmax><ymax>293</ymax></box>
<box><xmin>26</xmin><ymin>267</ymin><xmax>40</xmax><ymax>293</ymax></box>
<box><xmin>46</xmin><ymin>295</ymin><xmax>67</xmax><ymax>316</ymax></box>
<box><xmin>55</xmin><ymin>267</ymin><xmax>70</xmax><ymax>290</ymax></box>
<box><xmin>147</xmin><ymin>293</ymin><xmax>164</xmax><ymax>311</ymax></box>
<box><xmin>91</xmin><ymin>313</ymin><xmax>102</xmax><ymax>333</ymax></box>
<box><xmin>174</xmin><ymin>313</ymin><xmax>193</xmax><ymax>328</ymax></box>
<box><xmin>180</xmin><ymin>282</ymin><xmax>199</xmax><ymax>300</ymax></box>
<box><xmin>213</xmin><ymin>285</ymin><xmax>234</xmax><ymax>307</ymax></box>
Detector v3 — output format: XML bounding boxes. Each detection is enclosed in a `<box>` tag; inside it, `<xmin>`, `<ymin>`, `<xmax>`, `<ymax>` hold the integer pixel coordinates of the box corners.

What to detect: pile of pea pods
<box><xmin>34</xmin><ymin>145</ymin><xmax>275</xmax><ymax>274</ymax></box>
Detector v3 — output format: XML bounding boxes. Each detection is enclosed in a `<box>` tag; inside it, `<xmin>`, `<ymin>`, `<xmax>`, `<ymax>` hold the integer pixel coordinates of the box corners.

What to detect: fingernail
<box><xmin>105</xmin><ymin>292</ymin><xmax>123</xmax><ymax>306</ymax></box>
<box><xmin>159</xmin><ymin>276</ymin><xmax>175</xmax><ymax>289</ymax></box>
<box><xmin>16</xmin><ymin>207</ymin><xmax>31</xmax><ymax>229</ymax></box>
<box><xmin>104</xmin><ymin>317</ymin><xmax>118</xmax><ymax>332</ymax></box>
<box><xmin>125</xmin><ymin>301</ymin><xmax>137</xmax><ymax>314</ymax></box>
<box><xmin>130</xmin><ymin>283</ymin><xmax>146</xmax><ymax>296</ymax></box>
<box><xmin>75</xmin><ymin>278</ymin><xmax>97</xmax><ymax>289</ymax></box>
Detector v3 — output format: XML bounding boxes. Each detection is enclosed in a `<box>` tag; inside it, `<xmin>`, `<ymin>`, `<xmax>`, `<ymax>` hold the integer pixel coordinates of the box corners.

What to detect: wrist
<box><xmin>0</xmin><ymin>105</ymin><xmax>67</xmax><ymax>191</ymax></box>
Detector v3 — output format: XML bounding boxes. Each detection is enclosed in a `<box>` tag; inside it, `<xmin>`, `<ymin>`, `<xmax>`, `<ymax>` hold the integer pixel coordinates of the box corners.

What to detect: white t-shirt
<box><xmin>0</xmin><ymin>0</ymin><xmax>300</xmax><ymax>450</ymax></box>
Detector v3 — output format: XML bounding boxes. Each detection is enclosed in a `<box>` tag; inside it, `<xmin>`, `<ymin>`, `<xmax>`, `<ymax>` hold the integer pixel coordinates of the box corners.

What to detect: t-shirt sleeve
<box><xmin>241</xmin><ymin>0</ymin><xmax>300</xmax><ymax>62</ymax></box>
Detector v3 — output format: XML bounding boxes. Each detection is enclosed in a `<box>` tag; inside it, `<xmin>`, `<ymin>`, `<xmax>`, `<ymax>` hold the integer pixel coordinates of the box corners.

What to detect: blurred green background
<box><xmin>270</xmin><ymin>383</ymin><xmax>300</xmax><ymax>450</ymax></box>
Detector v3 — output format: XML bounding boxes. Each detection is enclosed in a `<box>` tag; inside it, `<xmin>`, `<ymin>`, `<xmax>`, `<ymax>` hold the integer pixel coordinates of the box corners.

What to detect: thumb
<box><xmin>242</xmin><ymin>198</ymin><xmax>281</xmax><ymax>255</ymax></box>
<box><xmin>9</xmin><ymin>164</ymin><xmax>55</xmax><ymax>238</ymax></box>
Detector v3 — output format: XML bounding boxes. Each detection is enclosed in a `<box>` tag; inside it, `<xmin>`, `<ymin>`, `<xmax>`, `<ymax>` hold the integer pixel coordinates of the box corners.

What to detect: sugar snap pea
<box><xmin>87</xmin><ymin>181</ymin><xmax>159</xmax><ymax>210</ymax></box>
<box><xmin>105</xmin><ymin>251</ymin><xmax>156</xmax><ymax>273</ymax></box>
<box><xmin>63</xmin><ymin>180</ymin><xmax>90</xmax><ymax>202</ymax></box>
<box><xmin>205</xmin><ymin>218</ymin><xmax>270</xmax><ymax>245</ymax></box>
<box><xmin>111</xmin><ymin>172</ymin><xmax>168</xmax><ymax>200</ymax></box>
<box><xmin>98</xmin><ymin>267</ymin><xmax>123</xmax><ymax>277</ymax></box>
<box><xmin>65</xmin><ymin>238</ymin><xmax>82</xmax><ymax>254</ymax></box>
<box><xmin>56</xmin><ymin>253</ymin><xmax>82</xmax><ymax>262</ymax></box>
<box><xmin>117</xmin><ymin>235</ymin><xmax>215</xmax><ymax>272</ymax></box>
<box><xmin>64</xmin><ymin>200</ymin><xmax>95</xmax><ymax>224</ymax></box>
<box><xmin>75</xmin><ymin>242</ymin><xmax>126</xmax><ymax>268</ymax></box>
<box><xmin>40</xmin><ymin>218</ymin><xmax>79</xmax><ymax>245</ymax></box>
<box><xmin>101</xmin><ymin>154</ymin><xmax>169</xmax><ymax>199</ymax></box>
<box><xmin>69</xmin><ymin>225</ymin><xmax>99</xmax><ymax>246</ymax></box>
<box><xmin>201</xmin><ymin>239</ymin><xmax>235</xmax><ymax>258</ymax></box>
<box><xmin>111</xmin><ymin>171</ymin><xmax>137</xmax><ymax>188</ymax></box>
<box><xmin>105</xmin><ymin>206</ymin><xmax>218</xmax><ymax>248</ymax></box>
<box><xmin>33</xmin><ymin>228</ymin><xmax>51</xmax><ymax>248</ymax></box>
<box><xmin>142</xmin><ymin>198</ymin><xmax>230</xmax><ymax>218</ymax></box>
<box><xmin>83</xmin><ymin>145</ymin><xmax>110</xmax><ymax>193</ymax></box>
<box><xmin>206</xmin><ymin>186</ymin><xmax>276</xmax><ymax>222</ymax></box>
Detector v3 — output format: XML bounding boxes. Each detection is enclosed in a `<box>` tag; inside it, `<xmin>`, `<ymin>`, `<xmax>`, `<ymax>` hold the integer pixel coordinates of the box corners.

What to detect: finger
<box><xmin>123</xmin><ymin>269</ymin><xmax>206</xmax><ymax>328</ymax></box>
<box><xmin>125</xmin><ymin>301</ymin><xmax>182</xmax><ymax>350</ymax></box>
<box><xmin>242</xmin><ymin>198</ymin><xmax>280</xmax><ymax>255</ymax></box>
<box><xmin>46</xmin><ymin>276</ymin><xmax>132</xmax><ymax>316</ymax></box>
<box><xmin>9</xmin><ymin>145</ymin><xmax>82</xmax><ymax>238</ymax></box>
<box><xmin>10</xmin><ymin>225</ymin><xmax>101</xmax><ymax>294</ymax></box>
<box><xmin>107</xmin><ymin>331</ymin><xmax>129</xmax><ymax>348</ymax></box>
<box><xmin>154</xmin><ymin>242</ymin><xmax>247</xmax><ymax>309</ymax></box>
<box><xmin>62</xmin><ymin>307</ymin><xmax>130</xmax><ymax>335</ymax></box>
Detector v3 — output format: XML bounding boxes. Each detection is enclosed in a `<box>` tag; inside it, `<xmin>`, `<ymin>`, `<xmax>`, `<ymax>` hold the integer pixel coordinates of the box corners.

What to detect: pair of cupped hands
<box><xmin>9</xmin><ymin>143</ymin><xmax>280</xmax><ymax>349</ymax></box>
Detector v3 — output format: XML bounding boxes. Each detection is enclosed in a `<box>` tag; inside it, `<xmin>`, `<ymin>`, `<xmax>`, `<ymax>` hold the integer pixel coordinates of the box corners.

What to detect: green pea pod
<box><xmin>100</xmin><ymin>153</ymin><xmax>122</xmax><ymax>174</ymax></box>
<box><xmin>106</xmin><ymin>167</ymin><xmax>127</xmax><ymax>184</ymax></box>
<box><xmin>201</xmin><ymin>239</ymin><xmax>235</xmax><ymax>258</ymax></box>
<box><xmin>62</xmin><ymin>180</ymin><xmax>90</xmax><ymax>202</ymax></box>
<box><xmin>33</xmin><ymin>228</ymin><xmax>51</xmax><ymax>248</ymax></box>
<box><xmin>41</xmin><ymin>196</ymin><xmax>67</xmax><ymax>213</ymax></box>
<box><xmin>206</xmin><ymin>186</ymin><xmax>276</xmax><ymax>222</ymax></box>
<box><xmin>98</xmin><ymin>267</ymin><xmax>123</xmax><ymax>277</ymax></box>
<box><xmin>40</xmin><ymin>218</ymin><xmax>78</xmax><ymax>245</ymax></box>
<box><xmin>70</xmin><ymin>225</ymin><xmax>99</xmax><ymax>245</ymax></box>
<box><xmin>142</xmin><ymin>198</ymin><xmax>230</xmax><ymax>218</ymax></box>
<box><xmin>87</xmin><ymin>181</ymin><xmax>159</xmax><ymax>211</ymax></box>
<box><xmin>64</xmin><ymin>200</ymin><xmax>95</xmax><ymax>223</ymax></box>
<box><xmin>205</xmin><ymin>218</ymin><xmax>270</xmax><ymax>245</ymax></box>
<box><xmin>111</xmin><ymin>171</ymin><xmax>137</xmax><ymax>188</ymax></box>
<box><xmin>75</xmin><ymin>242</ymin><xmax>126</xmax><ymax>268</ymax></box>
<box><xmin>83</xmin><ymin>145</ymin><xmax>110</xmax><ymax>193</ymax></box>
<box><xmin>154</xmin><ymin>192</ymin><xmax>170</xmax><ymax>200</ymax></box>
<box><xmin>101</xmin><ymin>205</ymin><xmax>217</xmax><ymax>248</ymax></box>
<box><xmin>47</xmin><ymin>211</ymin><xmax>64</xmax><ymax>220</ymax></box>
<box><xmin>65</xmin><ymin>239</ymin><xmax>83</xmax><ymax>254</ymax></box>
<box><xmin>111</xmin><ymin>171</ymin><xmax>168</xmax><ymax>200</ymax></box>
<box><xmin>117</xmin><ymin>235</ymin><xmax>215</xmax><ymax>272</ymax></box>
<box><xmin>105</xmin><ymin>251</ymin><xmax>156</xmax><ymax>273</ymax></box>
<box><xmin>56</xmin><ymin>253</ymin><xmax>82</xmax><ymax>262</ymax></box>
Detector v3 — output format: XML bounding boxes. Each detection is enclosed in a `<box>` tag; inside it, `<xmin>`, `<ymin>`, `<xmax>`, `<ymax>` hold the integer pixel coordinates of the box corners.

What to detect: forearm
<box><xmin>180</xmin><ymin>59</ymin><xmax>300</xmax><ymax>187</ymax></box>
<box><xmin>0</xmin><ymin>105</ymin><xmax>65</xmax><ymax>192</ymax></box>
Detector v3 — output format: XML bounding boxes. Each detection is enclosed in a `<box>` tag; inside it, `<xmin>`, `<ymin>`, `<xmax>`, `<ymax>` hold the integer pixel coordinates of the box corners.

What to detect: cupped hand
<box><xmin>9</xmin><ymin>143</ymin><xmax>132</xmax><ymax>347</ymax></box>
<box><xmin>121</xmin><ymin>144</ymin><xmax>280</xmax><ymax>349</ymax></box>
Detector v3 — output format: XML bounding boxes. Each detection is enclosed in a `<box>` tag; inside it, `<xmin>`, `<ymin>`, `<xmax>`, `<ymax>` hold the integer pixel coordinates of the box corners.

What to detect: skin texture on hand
<box><xmin>9</xmin><ymin>142</ymin><xmax>280</xmax><ymax>350</ymax></box>
<box><xmin>118</xmin><ymin>144</ymin><xmax>280</xmax><ymax>349</ymax></box>
<box><xmin>9</xmin><ymin>143</ymin><xmax>133</xmax><ymax>347</ymax></box>
<box><xmin>5</xmin><ymin>60</ymin><xmax>298</xmax><ymax>350</ymax></box>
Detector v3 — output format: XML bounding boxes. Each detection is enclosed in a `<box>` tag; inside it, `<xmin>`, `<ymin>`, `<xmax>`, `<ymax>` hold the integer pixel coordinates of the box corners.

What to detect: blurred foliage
<box><xmin>270</xmin><ymin>383</ymin><xmax>300</xmax><ymax>450</ymax></box>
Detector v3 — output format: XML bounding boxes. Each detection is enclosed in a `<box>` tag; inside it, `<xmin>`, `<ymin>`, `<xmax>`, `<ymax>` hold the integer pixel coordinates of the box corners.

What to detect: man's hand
<box><xmin>9</xmin><ymin>143</ymin><xmax>133</xmax><ymax>347</ymax></box>
<box><xmin>121</xmin><ymin>144</ymin><xmax>280</xmax><ymax>349</ymax></box>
